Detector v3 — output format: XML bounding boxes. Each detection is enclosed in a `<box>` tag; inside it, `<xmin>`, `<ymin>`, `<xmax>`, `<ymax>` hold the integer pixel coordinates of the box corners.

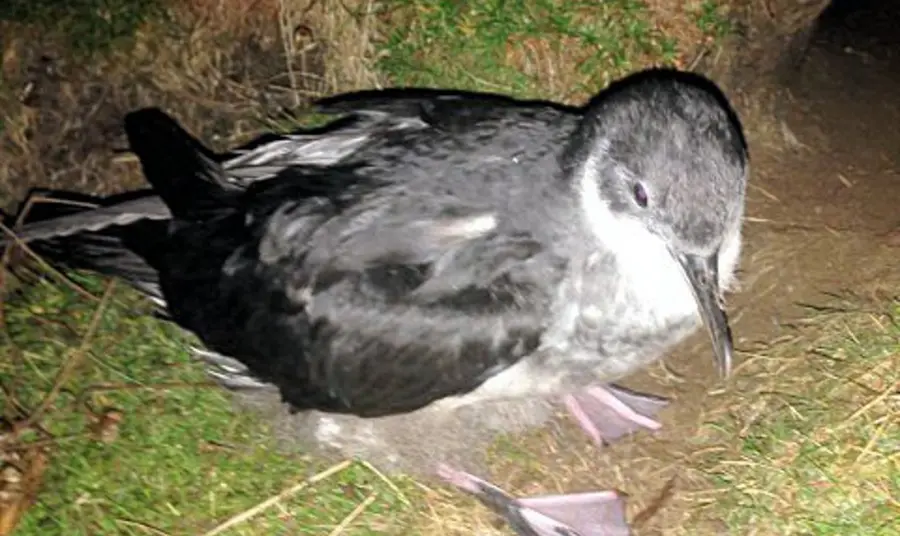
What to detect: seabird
<box><xmin>4</xmin><ymin>68</ymin><xmax>748</xmax><ymax>534</ymax></box>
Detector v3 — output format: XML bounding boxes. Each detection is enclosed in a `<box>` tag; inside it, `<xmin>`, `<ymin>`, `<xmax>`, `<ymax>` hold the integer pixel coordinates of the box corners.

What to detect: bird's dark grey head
<box><xmin>569</xmin><ymin>68</ymin><xmax>748</xmax><ymax>257</ymax></box>
<box><xmin>567</xmin><ymin>68</ymin><xmax>749</xmax><ymax>378</ymax></box>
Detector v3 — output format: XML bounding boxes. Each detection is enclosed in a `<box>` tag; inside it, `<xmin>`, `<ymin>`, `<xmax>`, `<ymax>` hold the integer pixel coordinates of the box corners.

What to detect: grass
<box><xmin>0</xmin><ymin>0</ymin><xmax>355</xmax><ymax>209</ymax></box>
<box><xmin>378</xmin><ymin>0</ymin><xmax>681</xmax><ymax>102</ymax></box>
<box><xmin>0</xmin><ymin>269</ymin><xmax>415</xmax><ymax>535</ymax></box>
<box><xmin>0</xmin><ymin>0</ymin><xmax>168</xmax><ymax>58</ymax></box>
<box><xmin>694</xmin><ymin>297</ymin><xmax>900</xmax><ymax>534</ymax></box>
<box><xmin>695</xmin><ymin>0</ymin><xmax>733</xmax><ymax>40</ymax></box>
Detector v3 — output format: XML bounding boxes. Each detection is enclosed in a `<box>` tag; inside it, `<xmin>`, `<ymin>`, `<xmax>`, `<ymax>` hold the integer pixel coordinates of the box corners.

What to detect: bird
<box><xmin>3</xmin><ymin>67</ymin><xmax>748</xmax><ymax>534</ymax></box>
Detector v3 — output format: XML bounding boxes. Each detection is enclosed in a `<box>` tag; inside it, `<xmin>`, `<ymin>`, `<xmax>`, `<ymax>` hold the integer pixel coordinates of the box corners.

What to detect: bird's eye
<box><xmin>632</xmin><ymin>183</ymin><xmax>648</xmax><ymax>208</ymax></box>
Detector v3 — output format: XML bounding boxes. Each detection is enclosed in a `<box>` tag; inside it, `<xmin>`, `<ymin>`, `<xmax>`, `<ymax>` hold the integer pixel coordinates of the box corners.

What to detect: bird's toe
<box><xmin>563</xmin><ymin>384</ymin><xmax>667</xmax><ymax>446</ymax></box>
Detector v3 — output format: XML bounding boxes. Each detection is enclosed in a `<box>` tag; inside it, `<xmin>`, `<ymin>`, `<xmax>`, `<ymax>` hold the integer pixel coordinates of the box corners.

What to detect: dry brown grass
<box><xmin>644</xmin><ymin>0</ymin><xmax>713</xmax><ymax>63</ymax></box>
<box><xmin>0</xmin><ymin>0</ymin><xmax>383</xmax><ymax>211</ymax></box>
<box><xmin>376</xmin><ymin>0</ymin><xmax>708</xmax><ymax>108</ymax></box>
<box><xmin>497</xmin><ymin>2</ymin><xmax>688</xmax><ymax>103</ymax></box>
<box><xmin>679</xmin><ymin>296</ymin><xmax>899</xmax><ymax>534</ymax></box>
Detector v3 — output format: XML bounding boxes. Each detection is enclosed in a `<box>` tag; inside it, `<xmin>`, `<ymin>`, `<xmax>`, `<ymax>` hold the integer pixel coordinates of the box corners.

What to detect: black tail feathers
<box><xmin>2</xmin><ymin>189</ymin><xmax>166</xmax><ymax>300</ymax></box>
<box><xmin>123</xmin><ymin>108</ymin><xmax>235</xmax><ymax>220</ymax></box>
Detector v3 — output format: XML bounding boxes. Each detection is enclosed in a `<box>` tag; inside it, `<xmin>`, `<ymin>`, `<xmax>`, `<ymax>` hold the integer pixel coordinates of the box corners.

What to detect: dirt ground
<box><xmin>509</xmin><ymin>1</ymin><xmax>900</xmax><ymax>532</ymax></box>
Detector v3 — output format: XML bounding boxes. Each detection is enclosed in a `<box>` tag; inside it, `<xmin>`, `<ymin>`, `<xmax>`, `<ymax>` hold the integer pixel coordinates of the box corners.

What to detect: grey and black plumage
<box><xmin>3</xmin><ymin>68</ymin><xmax>748</xmax><ymax>534</ymax></box>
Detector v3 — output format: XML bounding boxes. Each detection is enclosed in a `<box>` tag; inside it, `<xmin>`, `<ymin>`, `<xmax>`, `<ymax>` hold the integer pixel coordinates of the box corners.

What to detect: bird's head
<box><xmin>568</xmin><ymin>68</ymin><xmax>749</xmax><ymax>379</ymax></box>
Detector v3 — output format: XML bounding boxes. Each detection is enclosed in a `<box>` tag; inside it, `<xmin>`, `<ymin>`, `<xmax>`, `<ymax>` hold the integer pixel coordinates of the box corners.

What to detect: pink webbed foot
<box><xmin>437</xmin><ymin>464</ymin><xmax>631</xmax><ymax>536</ymax></box>
<box><xmin>563</xmin><ymin>384</ymin><xmax>668</xmax><ymax>447</ymax></box>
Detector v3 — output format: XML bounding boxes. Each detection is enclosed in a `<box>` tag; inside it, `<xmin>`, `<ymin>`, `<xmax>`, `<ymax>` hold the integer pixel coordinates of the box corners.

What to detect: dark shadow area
<box><xmin>782</xmin><ymin>0</ymin><xmax>900</xmax><ymax>84</ymax></box>
<box><xmin>747</xmin><ymin>0</ymin><xmax>900</xmax><ymax>238</ymax></box>
<box><xmin>812</xmin><ymin>0</ymin><xmax>900</xmax><ymax>62</ymax></box>
<box><xmin>780</xmin><ymin>0</ymin><xmax>900</xmax><ymax>156</ymax></box>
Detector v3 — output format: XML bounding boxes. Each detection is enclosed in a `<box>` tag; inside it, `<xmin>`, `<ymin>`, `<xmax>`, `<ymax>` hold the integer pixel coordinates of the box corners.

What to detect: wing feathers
<box><xmin>411</xmin><ymin>231</ymin><xmax>544</xmax><ymax>305</ymax></box>
<box><xmin>230</xmin><ymin>194</ymin><xmax>562</xmax><ymax>413</ymax></box>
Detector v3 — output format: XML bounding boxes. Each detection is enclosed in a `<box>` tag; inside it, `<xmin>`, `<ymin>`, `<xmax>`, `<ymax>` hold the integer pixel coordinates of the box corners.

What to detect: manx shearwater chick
<box><xmin>4</xmin><ymin>67</ymin><xmax>748</xmax><ymax>534</ymax></box>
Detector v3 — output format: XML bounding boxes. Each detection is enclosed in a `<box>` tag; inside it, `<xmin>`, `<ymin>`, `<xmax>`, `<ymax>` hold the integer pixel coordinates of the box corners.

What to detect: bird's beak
<box><xmin>676</xmin><ymin>252</ymin><xmax>734</xmax><ymax>378</ymax></box>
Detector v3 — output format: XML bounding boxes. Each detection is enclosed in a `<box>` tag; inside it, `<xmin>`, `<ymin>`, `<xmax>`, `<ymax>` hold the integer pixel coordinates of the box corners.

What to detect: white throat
<box><xmin>575</xmin><ymin>150</ymin><xmax>743</xmax><ymax>296</ymax></box>
<box><xmin>578</xmin><ymin>170</ymin><xmax>698</xmax><ymax>324</ymax></box>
